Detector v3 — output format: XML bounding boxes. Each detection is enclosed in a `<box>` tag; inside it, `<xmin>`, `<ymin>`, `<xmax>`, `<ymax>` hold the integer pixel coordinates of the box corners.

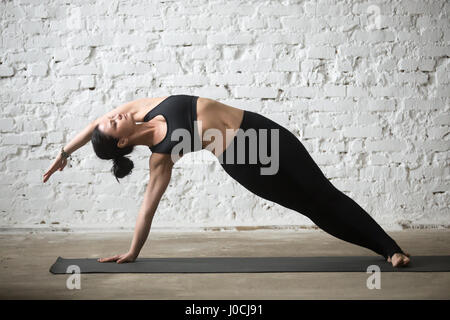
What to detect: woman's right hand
<box><xmin>43</xmin><ymin>153</ymin><xmax>68</xmax><ymax>183</ymax></box>
<box><xmin>98</xmin><ymin>251</ymin><xmax>138</xmax><ymax>264</ymax></box>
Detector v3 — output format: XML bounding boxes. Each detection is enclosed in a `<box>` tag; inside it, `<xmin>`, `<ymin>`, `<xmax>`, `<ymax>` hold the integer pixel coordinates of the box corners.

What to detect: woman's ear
<box><xmin>117</xmin><ymin>137</ymin><xmax>129</xmax><ymax>148</ymax></box>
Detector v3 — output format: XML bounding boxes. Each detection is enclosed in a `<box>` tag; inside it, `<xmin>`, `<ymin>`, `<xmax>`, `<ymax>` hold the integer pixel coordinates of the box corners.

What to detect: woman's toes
<box><xmin>392</xmin><ymin>257</ymin><xmax>400</xmax><ymax>267</ymax></box>
<box><xmin>387</xmin><ymin>253</ymin><xmax>411</xmax><ymax>267</ymax></box>
<box><xmin>404</xmin><ymin>255</ymin><xmax>411</xmax><ymax>264</ymax></box>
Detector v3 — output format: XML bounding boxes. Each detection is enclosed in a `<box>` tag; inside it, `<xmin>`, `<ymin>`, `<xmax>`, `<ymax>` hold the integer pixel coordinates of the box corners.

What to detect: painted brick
<box><xmin>0</xmin><ymin>0</ymin><xmax>447</xmax><ymax>231</ymax></box>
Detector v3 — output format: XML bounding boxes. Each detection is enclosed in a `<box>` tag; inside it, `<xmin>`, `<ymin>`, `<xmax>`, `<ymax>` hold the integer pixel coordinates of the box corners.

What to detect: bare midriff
<box><xmin>196</xmin><ymin>97</ymin><xmax>244</xmax><ymax>157</ymax></box>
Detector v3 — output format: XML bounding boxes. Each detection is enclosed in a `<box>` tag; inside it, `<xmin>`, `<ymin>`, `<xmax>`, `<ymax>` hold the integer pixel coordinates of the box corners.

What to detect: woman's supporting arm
<box><xmin>128</xmin><ymin>165</ymin><xmax>172</xmax><ymax>257</ymax></box>
<box><xmin>98</xmin><ymin>158</ymin><xmax>173</xmax><ymax>263</ymax></box>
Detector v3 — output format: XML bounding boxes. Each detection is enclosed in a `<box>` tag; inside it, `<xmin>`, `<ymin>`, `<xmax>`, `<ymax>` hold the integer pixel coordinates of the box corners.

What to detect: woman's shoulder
<box><xmin>131</xmin><ymin>96</ymin><xmax>170</xmax><ymax>122</ymax></box>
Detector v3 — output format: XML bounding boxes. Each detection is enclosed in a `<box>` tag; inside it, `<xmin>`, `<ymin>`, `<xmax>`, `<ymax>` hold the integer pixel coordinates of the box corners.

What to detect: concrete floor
<box><xmin>0</xmin><ymin>229</ymin><xmax>449</xmax><ymax>299</ymax></box>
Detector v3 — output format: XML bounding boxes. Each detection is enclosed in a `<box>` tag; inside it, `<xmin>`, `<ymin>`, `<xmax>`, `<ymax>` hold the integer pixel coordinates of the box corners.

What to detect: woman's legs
<box><xmin>286</xmin><ymin>177</ymin><xmax>405</xmax><ymax>260</ymax></box>
<box><xmin>219</xmin><ymin>110</ymin><xmax>406</xmax><ymax>261</ymax></box>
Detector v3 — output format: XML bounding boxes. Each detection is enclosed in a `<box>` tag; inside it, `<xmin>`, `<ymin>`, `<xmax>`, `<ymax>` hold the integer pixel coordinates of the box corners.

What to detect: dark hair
<box><xmin>91</xmin><ymin>124</ymin><xmax>134</xmax><ymax>182</ymax></box>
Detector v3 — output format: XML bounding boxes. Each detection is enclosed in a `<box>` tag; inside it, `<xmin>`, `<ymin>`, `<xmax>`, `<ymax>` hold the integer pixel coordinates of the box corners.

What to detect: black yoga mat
<box><xmin>49</xmin><ymin>255</ymin><xmax>450</xmax><ymax>274</ymax></box>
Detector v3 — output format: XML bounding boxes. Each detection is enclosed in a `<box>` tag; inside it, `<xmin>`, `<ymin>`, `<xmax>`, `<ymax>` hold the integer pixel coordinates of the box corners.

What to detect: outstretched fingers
<box><xmin>43</xmin><ymin>158</ymin><xmax>66</xmax><ymax>182</ymax></box>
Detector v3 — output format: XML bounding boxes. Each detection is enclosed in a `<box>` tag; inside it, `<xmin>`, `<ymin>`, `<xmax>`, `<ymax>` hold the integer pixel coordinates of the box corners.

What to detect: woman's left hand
<box><xmin>43</xmin><ymin>153</ymin><xmax>68</xmax><ymax>183</ymax></box>
<box><xmin>97</xmin><ymin>251</ymin><xmax>137</xmax><ymax>264</ymax></box>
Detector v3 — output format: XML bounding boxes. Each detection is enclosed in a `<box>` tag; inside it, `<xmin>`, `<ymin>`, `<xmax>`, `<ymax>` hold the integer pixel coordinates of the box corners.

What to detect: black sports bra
<box><xmin>143</xmin><ymin>94</ymin><xmax>202</xmax><ymax>155</ymax></box>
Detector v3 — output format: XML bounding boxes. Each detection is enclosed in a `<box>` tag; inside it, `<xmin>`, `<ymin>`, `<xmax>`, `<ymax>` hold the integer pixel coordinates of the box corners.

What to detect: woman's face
<box><xmin>98</xmin><ymin>112</ymin><xmax>135</xmax><ymax>139</ymax></box>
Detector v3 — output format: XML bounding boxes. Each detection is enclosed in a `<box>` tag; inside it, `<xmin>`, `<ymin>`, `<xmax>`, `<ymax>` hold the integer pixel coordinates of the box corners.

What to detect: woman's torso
<box><xmin>134</xmin><ymin>95</ymin><xmax>244</xmax><ymax>158</ymax></box>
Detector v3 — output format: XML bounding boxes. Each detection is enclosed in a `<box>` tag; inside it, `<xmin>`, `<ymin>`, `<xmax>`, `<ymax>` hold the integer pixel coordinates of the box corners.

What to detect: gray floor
<box><xmin>0</xmin><ymin>229</ymin><xmax>449</xmax><ymax>299</ymax></box>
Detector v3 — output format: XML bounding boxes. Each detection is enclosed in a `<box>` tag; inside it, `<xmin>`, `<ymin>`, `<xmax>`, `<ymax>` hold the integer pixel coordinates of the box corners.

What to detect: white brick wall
<box><xmin>0</xmin><ymin>0</ymin><xmax>448</xmax><ymax>232</ymax></box>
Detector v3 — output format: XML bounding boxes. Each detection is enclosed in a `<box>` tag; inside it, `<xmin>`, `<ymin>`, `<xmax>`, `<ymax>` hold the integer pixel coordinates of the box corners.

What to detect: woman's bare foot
<box><xmin>387</xmin><ymin>252</ymin><xmax>411</xmax><ymax>267</ymax></box>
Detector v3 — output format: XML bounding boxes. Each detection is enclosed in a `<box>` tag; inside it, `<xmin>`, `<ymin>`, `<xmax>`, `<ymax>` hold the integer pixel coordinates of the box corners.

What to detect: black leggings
<box><xmin>218</xmin><ymin>110</ymin><xmax>405</xmax><ymax>260</ymax></box>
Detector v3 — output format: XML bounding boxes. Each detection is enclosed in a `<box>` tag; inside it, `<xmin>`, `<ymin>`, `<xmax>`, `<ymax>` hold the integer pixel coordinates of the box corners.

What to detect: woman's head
<box><xmin>91</xmin><ymin>113</ymin><xmax>136</xmax><ymax>182</ymax></box>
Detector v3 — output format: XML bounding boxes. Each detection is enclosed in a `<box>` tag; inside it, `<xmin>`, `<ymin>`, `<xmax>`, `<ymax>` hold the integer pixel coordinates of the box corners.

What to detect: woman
<box><xmin>43</xmin><ymin>94</ymin><xmax>410</xmax><ymax>267</ymax></box>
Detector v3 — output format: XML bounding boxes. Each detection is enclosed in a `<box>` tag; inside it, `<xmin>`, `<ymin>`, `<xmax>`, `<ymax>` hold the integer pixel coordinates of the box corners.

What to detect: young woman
<box><xmin>43</xmin><ymin>94</ymin><xmax>410</xmax><ymax>267</ymax></box>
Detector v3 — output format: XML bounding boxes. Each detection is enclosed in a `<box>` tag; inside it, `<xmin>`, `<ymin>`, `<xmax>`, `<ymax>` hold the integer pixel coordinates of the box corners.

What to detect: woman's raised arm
<box><xmin>42</xmin><ymin>121</ymin><xmax>97</xmax><ymax>183</ymax></box>
<box><xmin>42</xmin><ymin>99</ymin><xmax>140</xmax><ymax>183</ymax></box>
<box><xmin>65</xmin><ymin>120</ymin><xmax>99</xmax><ymax>155</ymax></box>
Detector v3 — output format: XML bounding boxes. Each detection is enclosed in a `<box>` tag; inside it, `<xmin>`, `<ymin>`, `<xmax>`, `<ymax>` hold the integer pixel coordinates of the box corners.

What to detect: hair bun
<box><xmin>111</xmin><ymin>156</ymin><xmax>134</xmax><ymax>180</ymax></box>
<box><xmin>112</xmin><ymin>156</ymin><xmax>122</xmax><ymax>165</ymax></box>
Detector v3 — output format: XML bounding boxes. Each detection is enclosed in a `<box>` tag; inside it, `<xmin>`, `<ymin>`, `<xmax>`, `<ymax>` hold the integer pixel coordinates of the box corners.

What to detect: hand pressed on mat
<box><xmin>98</xmin><ymin>251</ymin><xmax>137</xmax><ymax>264</ymax></box>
